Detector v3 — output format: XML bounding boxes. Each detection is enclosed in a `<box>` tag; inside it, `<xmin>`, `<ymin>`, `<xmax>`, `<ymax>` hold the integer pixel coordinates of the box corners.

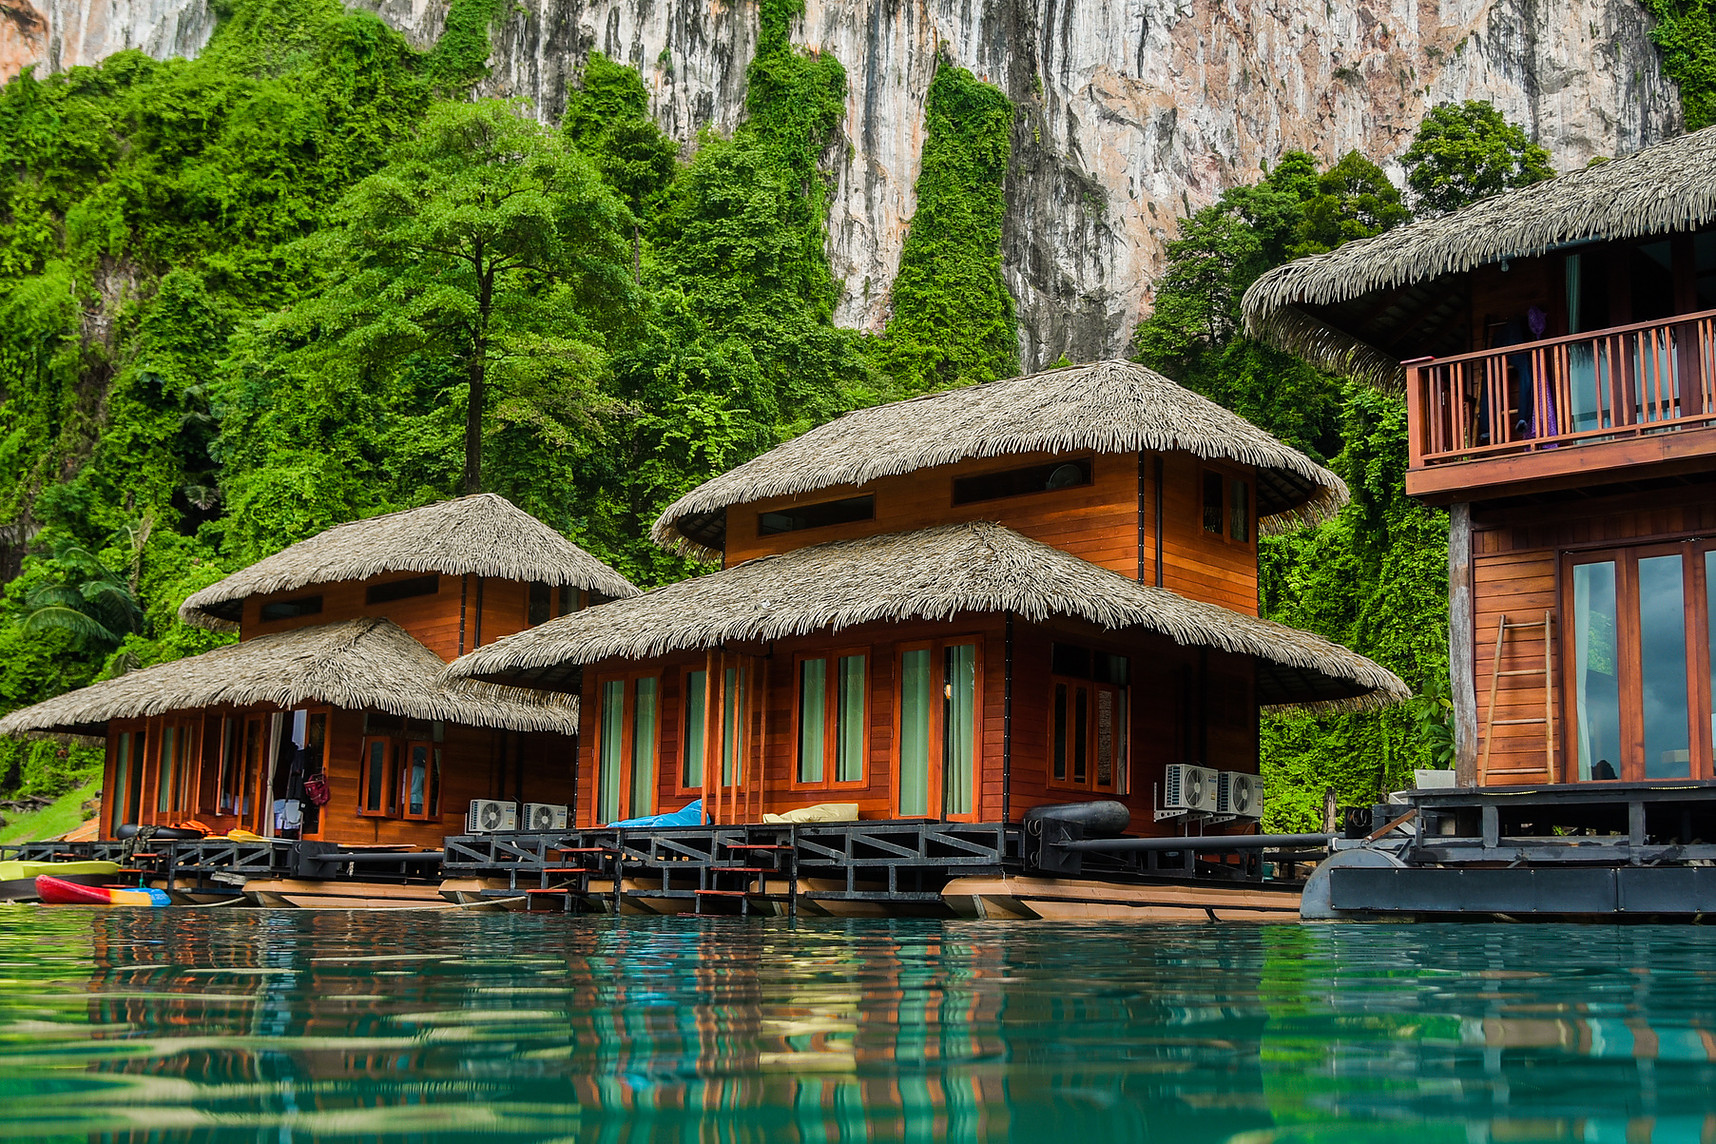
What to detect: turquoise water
<box><xmin>0</xmin><ymin>913</ymin><xmax>1714</xmax><ymax>1142</ymax></box>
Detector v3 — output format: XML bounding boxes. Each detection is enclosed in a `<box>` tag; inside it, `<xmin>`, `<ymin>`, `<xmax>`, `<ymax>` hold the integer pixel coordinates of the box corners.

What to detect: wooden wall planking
<box><xmin>242</xmin><ymin>573</ymin><xmax>550</xmax><ymax>660</ymax></box>
<box><xmin>569</xmin><ymin>613</ymin><xmax>1260</xmax><ymax>837</ymax></box>
<box><xmin>1469</xmin><ymin>481</ymin><xmax>1716</xmax><ymax>786</ymax></box>
<box><xmin>720</xmin><ymin>449</ymin><xmax>1261</xmax><ymax>616</ymax></box>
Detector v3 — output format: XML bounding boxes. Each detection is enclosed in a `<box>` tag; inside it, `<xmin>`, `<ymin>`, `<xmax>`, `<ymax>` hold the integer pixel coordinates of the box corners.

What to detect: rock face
<box><xmin>9</xmin><ymin>0</ymin><xmax>1684</xmax><ymax>367</ymax></box>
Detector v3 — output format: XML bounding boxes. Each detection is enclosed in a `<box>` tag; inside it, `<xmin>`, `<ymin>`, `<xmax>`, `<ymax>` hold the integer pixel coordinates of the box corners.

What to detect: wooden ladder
<box><xmin>1479</xmin><ymin>611</ymin><xmax>1556</xmax><ymax>783</ymax></box>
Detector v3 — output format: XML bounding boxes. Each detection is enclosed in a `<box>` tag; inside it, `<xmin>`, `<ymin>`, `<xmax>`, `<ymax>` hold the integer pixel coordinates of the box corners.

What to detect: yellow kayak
<box><xmin>0</xmin><ymin>859</ymin><xmax>122</xmax><ymax>901</ymax></box>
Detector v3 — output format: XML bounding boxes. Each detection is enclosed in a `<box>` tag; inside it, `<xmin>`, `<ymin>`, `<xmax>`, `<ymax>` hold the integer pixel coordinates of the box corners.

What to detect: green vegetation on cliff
<box><xmin>0</xmin><ymin>0</ymin><xmax>1023</xmax><ymax>803</ymax></box>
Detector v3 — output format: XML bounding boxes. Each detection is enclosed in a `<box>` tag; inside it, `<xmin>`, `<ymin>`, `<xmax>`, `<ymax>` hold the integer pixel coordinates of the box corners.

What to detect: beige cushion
<box><xmin>762</xmin><ymin>802</ymin><xmax>860</xmax><ymax>824</ymax></box>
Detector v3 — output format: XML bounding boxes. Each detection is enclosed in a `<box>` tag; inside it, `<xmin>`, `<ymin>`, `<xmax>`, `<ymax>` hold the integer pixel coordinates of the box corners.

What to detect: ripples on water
<box><xmin>0</xmin><ymin>912</ymin><xmax>1713</xmax><ymax>1142</ymax></box>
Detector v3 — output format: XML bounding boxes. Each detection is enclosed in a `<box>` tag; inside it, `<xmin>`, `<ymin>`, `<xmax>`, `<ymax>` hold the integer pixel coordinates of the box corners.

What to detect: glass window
<box><xmin>758</xmin><ymin>495</ymin><xmax>874</xmax><ymax>536</ymax></box>
<box><xmin>1050</xmin><ymin>648</ymin><xmax>1128</xmax><ymax>794</ymax></box>
<box><xmin>796</xmin><ymin>654</ymin><xmax>869</xmax><ymax>786</ymax></box>
<box><xmin>558</xmin><ymin>585</ymin><xmax>582</xmax><ymax>616</ymax></box>
<box><xmin>1638</xmin><ymin>554</ymin><xmax>1691</xmax><ymax>778</ymax></box>
<box><xmin>1072</xmin><ymin>686</ymin><xmax>1088</xmax><ymax>785</ymax></box>
<box><xmin>1228</xmin><ymin>477</ymin><xmax>1251</xmax><ymax>543</ymax></box>
<box><xmin>598</xmin><ymin>680</ymin><xmax>625</xmax><ymax>823</ymax></box>
<box><xmin>798</xmin><ymin>658</ymin><xmax>827</xmax><ymax>783</ymax></box>
<box><xmin>951</xmin><ymin>459</ymin><xmax>1093</xmax><ymax>505</ymax></box>
<box><xmin>1695</xmin><ymin>231</ymin><xmax>1716</xmax><ymax>310</ymax></box>
<box><xmin>112</xmin><ymin>731</ymin><xmax>134</xmax><ymax>833</ymax></box>
<box><xmin>1708</xmin><ymin>551</ymin><xmax>1716</xmax><ymax>757</ymax></box>
<box><xmin>1202</xmin><ymin>471</ymin><xmax>1224</xmax><ymax>534</ymax></box>
<box><xmin>1573</xmin><ymin>561</ymin><xmax>1622</xmax><ymax>780</ymax></box>
<box><xmin>157</xmin><ymin>725</ymin><xmax>178</xmax><ymax>815</ymax></box>
<box><xmin>943</xmin><ymin>644</ymin><xmax>977</xmax><ymax>817</ymax></box>
<box><xmin>1052</xmin><ymin>683</ymin><xmax>1068</xmax><ymax>783</ymax></box>
<box><xmin>401</xmin><ymin>742</ymin><xmax>439</xmax><ymax>820</ymax></box>
<box><xmin>238</xmin><ymin>718</ymin><xmax>263</xmax><ymax>824</ymax></box>
<box><xmin>898</xmin><ymin>643</ymin><xmax>978</xmax><ymax>818</ymax></box>
<box><xmin>366</xmin><ymin>575</ymin><xmax>438</xmax><ymax>605</ymax></box>
<box><xmin>527</xmin><ymin>581</ymin><xmax>552</xmax><ymax>626</ymax></box>
<box><xmin>216</xmin><ymin>717</ymin><xmax>239</xmax><ymax>815</ymax></box>
<box><xmin>259</xmin><ymin>594</ymin><xmax>322</xmax><ymax>622</ymax></box>
<box><xmin>631</xmin><ymin>678</ymin><xmax>658</xmax><ymax>817</ymax></box>
<box><xmin>898</xmin><ymin>649</ymin><xmax>932</xmax><ymax>817</ymax></box>
<box><xmin>683</xmin><ymin>670</ymin><xmax>707</xmax><ymax>788</ymax></box>
<box><xmin>836</xmin><ymin>655</ymin><xmax>866</xmax><ymax>783</ymax></box>
<box><xmin>598</xmin><ymin>676</ymin><xmax>660</xmax><ymax>822</ymax></box>
<box><xmin>1096</xmin><ymin>689</ymin><xmax>1117</xmax><ymax>788</ymax></box>
<box><xmin>722</xmin><ymin>667</ymin><xmax>744</xmax><ymax>786</ymax></box>
<box><xmin>360</xmin><ymin>738</ymin><xmax>391</xmax><ymax>815</ymax></box>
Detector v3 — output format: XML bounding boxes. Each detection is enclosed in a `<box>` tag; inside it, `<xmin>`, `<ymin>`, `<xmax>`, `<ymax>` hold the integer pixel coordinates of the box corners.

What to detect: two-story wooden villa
<box><xmin>1245</xmin><ymin>125</ymin><xmax>1716</xmax><ymax>790</ymax></box>
<box><xmin>0</xmin><ymin>494</ymin><xmax>639</xmax><ymax>850</ymax></box>
<box><xmin>447</xmin><ymin>361</ymin><xmax>1408</xmax><ymax>836</ymax></box>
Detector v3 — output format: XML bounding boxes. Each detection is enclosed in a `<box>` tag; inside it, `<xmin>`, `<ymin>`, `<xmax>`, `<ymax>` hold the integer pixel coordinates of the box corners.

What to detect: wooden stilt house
<box><xmin>0</xmin><ymin>494</ymin><xmax>639</xmax><ymax>846</ymax></box>
<box><xmin>1244</xmin><ymin>125</ymin><xmax>1716</xmax><ymax>787</ymax></box>
<box><xmin>448</xmin><ymin>361</ymin><xmax>1408</xmax><ymax>831</ymax></box>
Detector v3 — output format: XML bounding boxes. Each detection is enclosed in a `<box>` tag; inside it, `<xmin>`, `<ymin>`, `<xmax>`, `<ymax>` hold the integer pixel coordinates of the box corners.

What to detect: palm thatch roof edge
<box><xmin>449</xmin><ymin>521</ymin><xmax>1409</xmax><ymax>716</ymax></box>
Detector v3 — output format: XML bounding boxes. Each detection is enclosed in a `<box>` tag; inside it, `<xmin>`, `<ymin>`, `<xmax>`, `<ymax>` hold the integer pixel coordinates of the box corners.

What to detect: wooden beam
<box><xmin>1450</xmin><ymin>502</ymin><xmax>1478</xmax><ymax>786</ymax></box>
<box><xmin>1406</xmin><ymin>424</ymin><xmax>1716</xmax><ymax>502</ymax></box>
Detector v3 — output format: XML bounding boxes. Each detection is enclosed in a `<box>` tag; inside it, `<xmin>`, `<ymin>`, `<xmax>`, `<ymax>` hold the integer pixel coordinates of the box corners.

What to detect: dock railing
<box><xmin>1406</xmin><ymin>308</ymin><xmax>1716</xmax><ymax>471</ymax></box>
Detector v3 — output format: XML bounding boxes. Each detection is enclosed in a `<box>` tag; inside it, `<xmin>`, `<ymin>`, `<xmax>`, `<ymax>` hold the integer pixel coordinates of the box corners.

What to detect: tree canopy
<box><xmin>1401</xmin><ymin>100</ymin><xmax>1555</xmax><ymax>216</ymax></box>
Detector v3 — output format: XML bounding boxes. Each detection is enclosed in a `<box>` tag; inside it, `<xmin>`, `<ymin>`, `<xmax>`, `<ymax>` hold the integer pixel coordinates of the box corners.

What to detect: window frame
<box><xmin>680</xmin><ymin>666</ymin><xmax>708</xmax><ymax>794</ymax></box>
<box><xmin>398</xmin><ymin>739</ymin><xmax>441</xmax><ymax>822</ymax></box>
<box><xmin>1559</xmin><ymin>540</ymin><xmax>1712</xmax><ymax>783</ymax></box>
<box><xmin>892</xmin><ymin>636</ymin><xmax>983</xmax><ymax>822</ymax></box>
<box><xmin>591</xmin><ymin>669</ymin><xmax>663</xmax><ymax>823</ymax></box>
<box><xmin>790</xmin><ymin>647</ymin><xmax>872</xmax><ymax>790</ymax></box>
<box><xmin>357</xmin><ymin>736</ymin><xmax>395</xmax><ymax>817</ymax></box>
<box><xmin>1048</xmin><ymin>675</ymin><xmax>1129</xmax><ymax>795</ymax></box>
<box><xmin>950</xmin><ymin>456</ymin><xmax>1096</xmax><ymax>507</ymax></box>
<box><xmin>1199</xmin><ymin>463</ymin><xmax>1257</xmax><ymax>548</ymax></box>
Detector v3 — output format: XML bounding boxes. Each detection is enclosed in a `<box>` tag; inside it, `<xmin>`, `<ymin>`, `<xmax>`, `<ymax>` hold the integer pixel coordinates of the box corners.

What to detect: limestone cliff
<box><xmin>7</xmin><ymin>0</ymin><xmax>1683</xmax><ymax>366</ymax></box>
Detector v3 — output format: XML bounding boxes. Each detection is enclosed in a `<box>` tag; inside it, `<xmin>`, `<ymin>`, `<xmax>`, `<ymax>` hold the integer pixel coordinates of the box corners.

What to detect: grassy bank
<box><xmin>0</xmin><ymin>781</ymin><xmax>99</xmax><ymax>846</ymax></box>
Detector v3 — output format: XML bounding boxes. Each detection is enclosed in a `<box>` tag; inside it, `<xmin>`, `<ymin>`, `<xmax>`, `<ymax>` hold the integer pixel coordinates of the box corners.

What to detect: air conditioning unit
<box><xmin>1217</xmin><ymin>771</ymin><xmax>1263</xmax><ymax>819</ymax></box>
<box><xmin>465</xmin><ymin>799</ymin><xmax>517</xmax><ymax>834</ymax></box>
<box><xmin>1163</xmin><ymin>764</ymin><xmax>1217</xmax><ymax>813</ymax></box>
<box><xmin>521</xmin><ymin>802</ymin><xmax>569</xmax><ymax>832</ymax></box>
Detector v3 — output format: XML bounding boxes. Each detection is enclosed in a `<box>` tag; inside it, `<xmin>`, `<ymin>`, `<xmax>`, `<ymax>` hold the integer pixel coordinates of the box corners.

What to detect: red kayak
<box><xmin>34</xmin><ymin>874</ymin><xmax>171</xmax><ymax>907</ymax></box>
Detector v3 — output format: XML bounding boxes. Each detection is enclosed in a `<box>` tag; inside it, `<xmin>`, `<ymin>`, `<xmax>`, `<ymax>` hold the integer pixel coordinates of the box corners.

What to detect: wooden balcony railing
<box><xmin>1406</xmin><ymin>308</ymin><xmax>1716</xmax><ymax>473</ymax></box>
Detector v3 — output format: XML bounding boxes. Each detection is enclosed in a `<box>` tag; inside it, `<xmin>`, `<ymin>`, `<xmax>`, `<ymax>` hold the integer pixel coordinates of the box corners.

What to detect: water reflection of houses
<box><xmin>1248</xmin><ymin>124</ymin><xmax>1716</xmax><ymax>918</ymax></box>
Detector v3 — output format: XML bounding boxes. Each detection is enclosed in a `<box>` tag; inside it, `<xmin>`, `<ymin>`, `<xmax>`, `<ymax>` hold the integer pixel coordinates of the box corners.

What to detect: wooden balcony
<box><xmin>1405</xmin><ymin>308</ymin><xmax>1716</xmax><ymax>501</ymax></box>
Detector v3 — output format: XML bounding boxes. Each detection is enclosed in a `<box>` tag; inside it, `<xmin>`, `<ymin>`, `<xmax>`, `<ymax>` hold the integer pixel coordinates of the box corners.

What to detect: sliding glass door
<box><xmin>1566</xmin><ymin>543</ymin><xmax>1708</xmax><ymax>781</ymax></box>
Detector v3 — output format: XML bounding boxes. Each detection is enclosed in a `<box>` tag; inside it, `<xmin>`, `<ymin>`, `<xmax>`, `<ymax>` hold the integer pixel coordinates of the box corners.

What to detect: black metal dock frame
<box><xmin>441</xmin><ymin>819</ymin><xmax>1024</xmax><ymax>914</ymax></box>
<box><xmin>1327</xmin><ymin>779</ymin><xmax>1716</xmax><ymax>918</ymax></box>
<box><xmin>3</xmin><ymin>836</ymin><xmax>298</xmax><ymax>892</ymax></box>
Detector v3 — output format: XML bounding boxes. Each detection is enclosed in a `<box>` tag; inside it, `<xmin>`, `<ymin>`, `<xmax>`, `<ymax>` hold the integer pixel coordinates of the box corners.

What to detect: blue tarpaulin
<box><xmin>607</xmin><ymin>799</ymin><xmax>705</xmax><ymax>828</ymax></box>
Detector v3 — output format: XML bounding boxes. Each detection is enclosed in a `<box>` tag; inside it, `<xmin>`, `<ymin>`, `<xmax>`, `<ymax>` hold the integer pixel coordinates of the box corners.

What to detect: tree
<box><xmin>1290</xmin><ymin>151</ymin><xmax>1410</xmax><ymax>258</ymax></box>
<box><xmin>23</xmin><ymin>532</ymin><xmax>146</xmax><ymax>654</ymax></box>
<box><xmin>295</xmin><ymin>99</ymin><xmax>636</xmax><ymax>495</ymax></box>
<box><xmin>1401</xmin><ymin>101</ymin><xmax>1554</xmax><ymax>216</ymax></box>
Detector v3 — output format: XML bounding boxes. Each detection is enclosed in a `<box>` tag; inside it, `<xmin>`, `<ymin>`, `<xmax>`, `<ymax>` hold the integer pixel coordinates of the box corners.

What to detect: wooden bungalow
<box><xmin>1244</xmin><ymin>125</ymin><xmax>1716</xmax><ymax>789</ymax></box>
<box><xmin>0</xmin><ymin>494</ymin><xmax>640</xmax><ymax>848</ymax></box>
<box><xmin>447</xmin><ymin>361</ymin><xmax>1408</xmax><ymax>834</ymax></box>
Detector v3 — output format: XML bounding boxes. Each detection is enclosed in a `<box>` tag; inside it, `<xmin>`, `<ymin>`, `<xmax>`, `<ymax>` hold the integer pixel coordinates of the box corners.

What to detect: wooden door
<box><xmin>1563</xmin><ymin>541</ymin><xmax>1711</xmax><ymax>781</ymax></box>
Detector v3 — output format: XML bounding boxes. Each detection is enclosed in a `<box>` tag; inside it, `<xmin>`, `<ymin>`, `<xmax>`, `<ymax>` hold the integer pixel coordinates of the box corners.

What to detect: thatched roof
<box><xmin>1242</xmin><ymin>125</ymin><xmax>1716</xmax><ymax>386</ymax></box>
<box><xmin>0</xmin><ymin>618</ymin><xmax>579</xmax><ymax>738</ymax></box>
<box><xmin>449</xmin><ymin>521</ymin><xmax>1408</xmax><ymax>714</ymax></box>
<box><xmin>181</xmin><ymin>494</ymin><xmax>640</xmax><ymax>631</ymax></box>
<box><xmin>651</xmin><ymin>360</ymin><xmax>1348</xmax><ymax>558</ymax></box>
